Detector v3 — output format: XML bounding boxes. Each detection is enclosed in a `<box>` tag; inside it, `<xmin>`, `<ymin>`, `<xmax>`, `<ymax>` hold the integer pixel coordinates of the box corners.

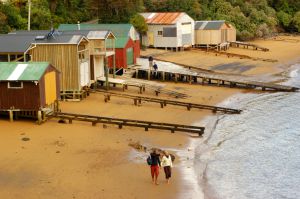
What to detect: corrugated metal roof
<box><xmin>0</xmin><ymin>33</ymin><xmax>85</xmax><ymax>53</ymax></box>
<box><xmin>195</xmin><ymin>21</ymin><xmax>226</xmax><ymax>30</ymax></box>
<box><xmin>0</xmin><ymin>62</ymin><xmax>50</xmax><ymax>81</ymax></box>
<box><xmin>11</xmin><ymin>30</ymin><xmax>111</xmax><ymax>40</ymax></box>
<box><xmin>115</xmin><ymin>37</ymin><xmax>129</xmax><ymax>48</ymax></box>
<box><xmin>0</xmin><ymin>35</ymin><xmax>35</xmax><ymax>53</ymax></box>
<box><xmin>59</xmin><ymin>24</ymin><xmax>133</xmax><ymax>38</ymax></box>
<box><xmin>140</xmin><ymin>12</ymin><xmax>183</xmax><ymax>25</ymax></box>
<box><xmin>31</xmin><ymin>35</ymin><xmax>85</xmax><ymax>44</ymax></box>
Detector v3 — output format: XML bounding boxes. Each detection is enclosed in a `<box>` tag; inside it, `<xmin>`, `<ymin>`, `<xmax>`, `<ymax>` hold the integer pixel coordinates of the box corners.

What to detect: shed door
<box><xmin>80</xmin><ymin>61</ymin><xmax>90</xmax><ymax>87</ymax></box>
<box><xmin>148</xmin><ymin>32</ymin><xmax>154</xmax><ymax>46</ymax></box>
<box><xmin>126</xmin><ymin>48</ymin><xmax>134</xmax><ymax>66</ymax></box>
<box><xmin>44</xmin><ymin>71</ymin><xmax>57</xmax><ymax>105</ymax></box>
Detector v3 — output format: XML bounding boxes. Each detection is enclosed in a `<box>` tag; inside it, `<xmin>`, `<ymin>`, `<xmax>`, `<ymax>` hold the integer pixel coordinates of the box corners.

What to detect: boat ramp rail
<box><xmin>51</xmin><ymin>112</ymin><xmax>205</xmax><ymax>136</ymax></box>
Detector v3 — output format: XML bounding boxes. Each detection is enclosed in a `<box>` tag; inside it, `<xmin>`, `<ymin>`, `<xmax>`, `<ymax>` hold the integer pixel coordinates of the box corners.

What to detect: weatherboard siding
<box><xmin>0</xmin><ymin>82</ymin><xmax>41</xmax><ymax>110</ymax></box>
<box><xmin>31</xmin><ymin>45</ymin><xmax>80</xmax><ymax>91</ymax></box>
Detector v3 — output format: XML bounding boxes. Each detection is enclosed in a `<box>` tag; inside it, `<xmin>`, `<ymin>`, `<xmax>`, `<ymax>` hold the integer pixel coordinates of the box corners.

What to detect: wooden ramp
<box><xmin>230</xmin><ymin>41</ymin><xmax>269</xmax><ymax>52</ymax></box>
<box><xmin>95</xmin><ymin>90</ymin><xmax>242</xmax><ymax>114</ymax></box>
<box><xmin>51</xmin><ymin>112</ymin><xmax>205</xmax><ymax>136</ymax></box>
<box><xmin>97</xmin><ymin>76</ymin><xmax>188</xmax><ymax>98</ymax></box>
<box><xmin>134</xmin><ymin>66</ymin><xmax>299</xmax><ymax>92</ymax></box>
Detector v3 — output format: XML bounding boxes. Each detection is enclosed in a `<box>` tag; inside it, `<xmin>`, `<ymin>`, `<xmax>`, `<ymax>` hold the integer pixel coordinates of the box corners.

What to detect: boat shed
<box><xmin>1</xmin><ymin>32</ymin><xmax>90</xmax><ymax>93</ymax></box>
<box><xmin>0</xmin><ymin>62</ymin><xmax>60</xmax><ymax>122</ymax></box>
<box><xmin>140</xmin><ymin>12</ymin><xmax>195</xmax><ymax>50</ymax></box>
<box><xmin>0</xmin><ymin>34</ymin><xmax>35</xmax><ymax>62</ymax></box>
<box><xmin>194</xmin><ymin>20</ymin><xmax>236</xmax><ymax>47</ymax></box>
<box><xmin>58</xmin><ymin>24</ymin><xmax>140</xmax><ymax>69</ymax></box>
<box><xmin>60</xmin><ymin>30</ymin><xmax>116</xmax><ymax>83</ymax></box>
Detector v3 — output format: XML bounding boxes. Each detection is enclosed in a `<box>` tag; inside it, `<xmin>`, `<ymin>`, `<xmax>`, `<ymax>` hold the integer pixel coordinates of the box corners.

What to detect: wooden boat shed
<box><xmin>0</xmin><ymin>33</ymin><xmax>90</xmax><ymax>94</ymax></box>
<box><xmin>9</xmin><ymin>29</ymin><xmax>116</xmax><ymax>88</ymax></box>
<box><xmin>60</xmin><ymin>30</ymin><xmax>116</xmax><ymax>83</ymax></box>
<box><xmin>0</xmin><ymin>62</ymin><xmax>60</xmax><ymax>123</ymax></box>
<box><xmin>140</xmin><ymin>12</ymin><xmax>195</xmax><ymax>50</ymax></box>
<box><xmin>194</xmin><ymin>20</ymin><xmax>236</xmax><ymax>49</ymax></box>
<box><xmin>59</xmin><ymin>24</ymin><xmax>139</xmax><ymax>70</ymax></box>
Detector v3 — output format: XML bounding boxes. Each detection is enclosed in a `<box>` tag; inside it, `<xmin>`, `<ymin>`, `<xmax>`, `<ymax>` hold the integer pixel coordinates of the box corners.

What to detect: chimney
<box><xmin>77</xmin><ymin>21</ymin><xmax>80</xmax><ymax>30</ymax></box>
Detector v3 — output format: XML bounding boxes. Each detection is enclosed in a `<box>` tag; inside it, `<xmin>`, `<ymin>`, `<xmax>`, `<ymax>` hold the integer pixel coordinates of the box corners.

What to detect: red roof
<box><xmin>141</xmin><ymin>12</ymin><xmax>183</xmax><ymax>25</ymax></box>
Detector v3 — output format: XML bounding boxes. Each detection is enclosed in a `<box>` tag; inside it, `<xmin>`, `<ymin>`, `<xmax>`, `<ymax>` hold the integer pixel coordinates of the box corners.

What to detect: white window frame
<box><xmin>8</xmin><ymin>82</ymin><xmax>23</xmax><ymax>89</ymax></box>
<box><xmin>157</xmin><ymin>31</ymin><xmax>163</xmax><ymax>36</ymax></box>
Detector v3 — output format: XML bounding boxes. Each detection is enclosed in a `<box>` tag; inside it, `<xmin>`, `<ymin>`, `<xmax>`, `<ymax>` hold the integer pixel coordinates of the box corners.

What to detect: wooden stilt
<box><xmin>9</xmin><ymin>110</ymin><xmax>13</xmax><ymax>122</ymax></box>
<box><xmin>37</xmin><ymin>110</ymin><xmax>42</xmax><ymax>124</ymax></box>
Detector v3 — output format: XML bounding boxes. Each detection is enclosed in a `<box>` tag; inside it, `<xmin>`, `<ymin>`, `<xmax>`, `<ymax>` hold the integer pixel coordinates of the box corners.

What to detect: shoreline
<box><xmin>0</xmin><ymin>37</ymin><xmax>299</xmax><ymax>199</ymax></box>
<box><xmin>185</xmin><ymin>59</ymin><xmax>300</xmax><ymax>199</ymax></box>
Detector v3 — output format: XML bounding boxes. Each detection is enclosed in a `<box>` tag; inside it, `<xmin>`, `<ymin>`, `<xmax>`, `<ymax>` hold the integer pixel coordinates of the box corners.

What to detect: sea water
<box><xmin>192</xmin><ymin>63</ymin><xmax>300</xmax><ymax>199</ymax></box>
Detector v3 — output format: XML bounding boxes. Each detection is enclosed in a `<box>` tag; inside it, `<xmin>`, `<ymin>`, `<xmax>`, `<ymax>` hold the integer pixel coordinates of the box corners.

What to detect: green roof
<box><xmin>0</xmin><ymin>62</ymin><xmax>50</xmax><ymax>81</ymax></box>
<box><xmin>58</xmin><ymin>24</ymin><xmax>132</xmax><ymax>38</ymax></box>
<box><xmin>115</xmin><ymin>37</ymin><xmax>129</xmax><ymax>48</ymax></box>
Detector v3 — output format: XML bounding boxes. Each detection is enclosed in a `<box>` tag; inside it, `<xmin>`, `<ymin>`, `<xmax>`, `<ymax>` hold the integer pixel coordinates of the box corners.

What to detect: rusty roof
<box><xmin>140</xmin><ymin>12</ymin><xmax>183</xmax><ymax>25</ymax></box>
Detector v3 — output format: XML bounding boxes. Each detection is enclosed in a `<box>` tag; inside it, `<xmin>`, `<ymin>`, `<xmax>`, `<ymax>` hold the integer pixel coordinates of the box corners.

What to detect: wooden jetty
<box><xmin>134</xmin><ymin>65</ymin><xmax>299</xmax><ymax>92</ymax></box>
<box><xmin>230</xmin><ymin>41</ymin><xmax>269</xmax><ymax>52</ymax></box>
<box><xmin>51</xmin><ymin>112</ymin><xmax>205</xmax><ymax>136</ymax></box>
<box><xmin>97</xmin><ymin>76</ymin><xmax>188</xmax><ymax>98</ymax></box>
<box><xmin>95</xmin><ymin>90</ymin><xmax>242</xmax><ymax>114</ymax></box>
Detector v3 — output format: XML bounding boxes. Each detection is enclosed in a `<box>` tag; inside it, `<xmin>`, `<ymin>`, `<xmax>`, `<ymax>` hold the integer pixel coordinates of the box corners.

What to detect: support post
<box><xmin>148</xmin><ymin>70</ymin><xmax>151</xmax><ymax>80</ymax></box>
<box><xmin>104</xmin><ymin>57</ymin><xmax>109</xmax><ymax>90</ymax></box>
<box><xmin>113</xmin><ymin>54</ymin><xmax>116</xmax><ymax>78</ymax></box>
<box><xmin>37</xmin><ymin>110</ymin><xmax>42</xmax><ymax>124</ymax></box>
<box><xmin>9</xmin><ymin>110</ymin><xmax>13</xmax><ymax>122</ymax></box>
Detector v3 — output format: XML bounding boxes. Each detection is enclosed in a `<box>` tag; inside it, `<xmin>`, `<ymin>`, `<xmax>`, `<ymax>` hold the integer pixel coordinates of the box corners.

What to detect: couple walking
<box><xmin>148</xmin><ymin>149</ymin><xmax>173</xmax><ymax>185</ymax></box>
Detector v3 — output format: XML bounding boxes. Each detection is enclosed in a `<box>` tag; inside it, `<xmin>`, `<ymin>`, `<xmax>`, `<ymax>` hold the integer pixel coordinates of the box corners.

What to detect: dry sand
<box><xmin>1</xmin><ymin>36</ymin><xmax>299</xmax><ymax>199</ymax></box>
<box><xmin>142</xmin><ymin>35</ymin><xmax>300</xmax><ymax>76</ymax></box>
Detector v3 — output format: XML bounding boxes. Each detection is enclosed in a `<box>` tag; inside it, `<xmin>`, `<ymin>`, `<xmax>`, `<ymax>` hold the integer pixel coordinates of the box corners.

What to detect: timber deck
<box><xmin>51</xmin><ymin>112</ymin><xmax>205</xmax><ymax>136</ymax></box>
<box><xmin>97</xmin><ymin>76</ymin><xmax>188</xmax><ymax>98</ymax></box>
<box><xmin>230</xmin><ymin>41</ymin><xmax>269</xmax><ymax>51</ymax></box>
<box><xmin>134</xmin><ymin>66</ymin><xmax>298</xmax><ymax>92</ymax></box>
<box><xmin>95</xmin><ymin>90</ymin><xmax>242</xmax><ymax>114</ymax></box>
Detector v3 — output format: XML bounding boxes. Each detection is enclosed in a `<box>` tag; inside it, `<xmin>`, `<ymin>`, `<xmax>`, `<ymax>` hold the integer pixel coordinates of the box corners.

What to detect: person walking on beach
<box><xmin>161</xmin><ymin>151</ymin><xmax>173</xmax><ymax>184</ymax></box>
<box><xmin>149</xmin><ymin>149</ymin><xmax>161</xmax><ymax>185</ymax></box>
<box><xmin>148</xmin><ymin>56</ymin><xmax>154</xmax><ymax>69</ymax></box>
<box><xmin>153</xmin><ymin>62</ymin><xmax>158</xmax><ymax>78</ymax></box>
<box><xmin>148</xmin><ymin>56</ymin><xmax>154</xmax><ymax>80</ymax></box>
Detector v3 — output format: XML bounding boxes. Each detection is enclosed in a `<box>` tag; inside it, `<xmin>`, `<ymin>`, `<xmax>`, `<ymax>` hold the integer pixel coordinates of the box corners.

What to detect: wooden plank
<box><xmin>52</xmin><ymin>112</ymin><xmax>205</xmax><ymax>136</ymax></box>
<box><xmin>94</xmin><ymin>90</ymin><xmax>242</xmax><ymax>114</ymax></box>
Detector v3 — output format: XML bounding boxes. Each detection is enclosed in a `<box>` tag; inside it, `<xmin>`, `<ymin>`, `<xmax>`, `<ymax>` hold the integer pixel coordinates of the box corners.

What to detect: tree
<box><xmin>130</xmin><ymin>14</ymin><xmax>147</xmax><ymax>34</ymax></box>
<box><xmin>97</xmin><ymin>0</ymin><xmax>144</xmax><ymax>23</ymax></box>
<box><xmin>292</xmin><ymin>11</ymin><xmax>300</xmax><ymax>32</ymax></box>
<box><xmin>277</xmin><ymin>10</ymin><xmax>292</xmax><ymax>28</ymax></box>
<box><xmin>130</xmin><ymin>14</ymin><xmax>147</xmax><ymax>47</ymax></box>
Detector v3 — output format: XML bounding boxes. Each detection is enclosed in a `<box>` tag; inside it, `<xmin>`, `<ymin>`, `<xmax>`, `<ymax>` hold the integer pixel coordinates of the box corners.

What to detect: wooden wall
<box><xmin>195</xmin><ymin>30</ymin><xmax>221</xmax><ymax>45</ymax></box>
<box><xmin>44</xmin><ymin>71</ymin><xmax>57</xmax><ymax>105</ymax></box>
<box><xmin>0</xmin><ymin>82</ymin><xmax>41</xmax><ymax>110</ymax></box>
<box><xmin>195</xmin><ymin>24</ymin><xmax>236</xmax><ymax>45</ymax></box>
<box><xmin>31</xmin><ymin>45</ymin><xmax>80</xmax><ymax>91</ymax></box>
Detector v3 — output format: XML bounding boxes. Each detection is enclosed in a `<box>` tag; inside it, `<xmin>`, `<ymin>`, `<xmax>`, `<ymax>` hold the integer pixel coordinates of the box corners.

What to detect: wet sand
<box><xmin>1</xmin><ymin>36</ymin><xmax>299</xmax><ymax>199</ymax></box>
<box><xmin>0</xmin><ymin>83</ymin><xmax>240</xmax><ymax>199</ymax></box>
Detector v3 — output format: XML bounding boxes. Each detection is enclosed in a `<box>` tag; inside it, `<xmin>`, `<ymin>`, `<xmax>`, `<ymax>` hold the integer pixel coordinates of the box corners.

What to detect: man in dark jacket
<box><xmin>150</xmin><ymin>149</ymin><xmax>161</xmax><ymax>185</ymax></box>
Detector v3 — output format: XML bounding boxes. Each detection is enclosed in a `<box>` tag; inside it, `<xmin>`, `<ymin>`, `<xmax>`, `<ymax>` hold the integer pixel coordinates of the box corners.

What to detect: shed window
<box><xmin>8</xmin><ymin>82</ymin><xmax>23</xmax><ymax>89</ymax></box>
<box><xmin>158</xmin><ymin>31</ymin><xmax>163</xmax><ymax>36</ymax></box>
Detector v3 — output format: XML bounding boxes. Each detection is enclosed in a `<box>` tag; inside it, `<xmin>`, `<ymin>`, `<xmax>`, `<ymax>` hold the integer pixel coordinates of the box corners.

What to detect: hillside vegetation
<box><xmin>0</xmin><ymin>0</ymin><xmax>300</xmax><ymax>40</ymax></box>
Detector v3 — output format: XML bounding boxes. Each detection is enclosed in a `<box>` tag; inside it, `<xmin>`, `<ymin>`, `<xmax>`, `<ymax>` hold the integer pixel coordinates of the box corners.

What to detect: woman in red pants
<box><xmin>149</xmin><ymin>149</ymin><xmax>161</xmax><ymax>185</ymax></box>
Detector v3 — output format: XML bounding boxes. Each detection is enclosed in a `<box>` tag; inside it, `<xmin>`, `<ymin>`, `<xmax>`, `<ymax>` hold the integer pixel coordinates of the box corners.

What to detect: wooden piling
<box><xmin>9</xmin><ymin>110</ymin><xmax>13</xmax><ymax>122</ymax></box>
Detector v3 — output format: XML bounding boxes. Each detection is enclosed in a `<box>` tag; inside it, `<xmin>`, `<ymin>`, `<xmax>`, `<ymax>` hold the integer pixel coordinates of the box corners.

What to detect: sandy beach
<box><xmin>0</xmin><ymin>36</ymin><xmax>299</xmax><ymax>199</ymax></box>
